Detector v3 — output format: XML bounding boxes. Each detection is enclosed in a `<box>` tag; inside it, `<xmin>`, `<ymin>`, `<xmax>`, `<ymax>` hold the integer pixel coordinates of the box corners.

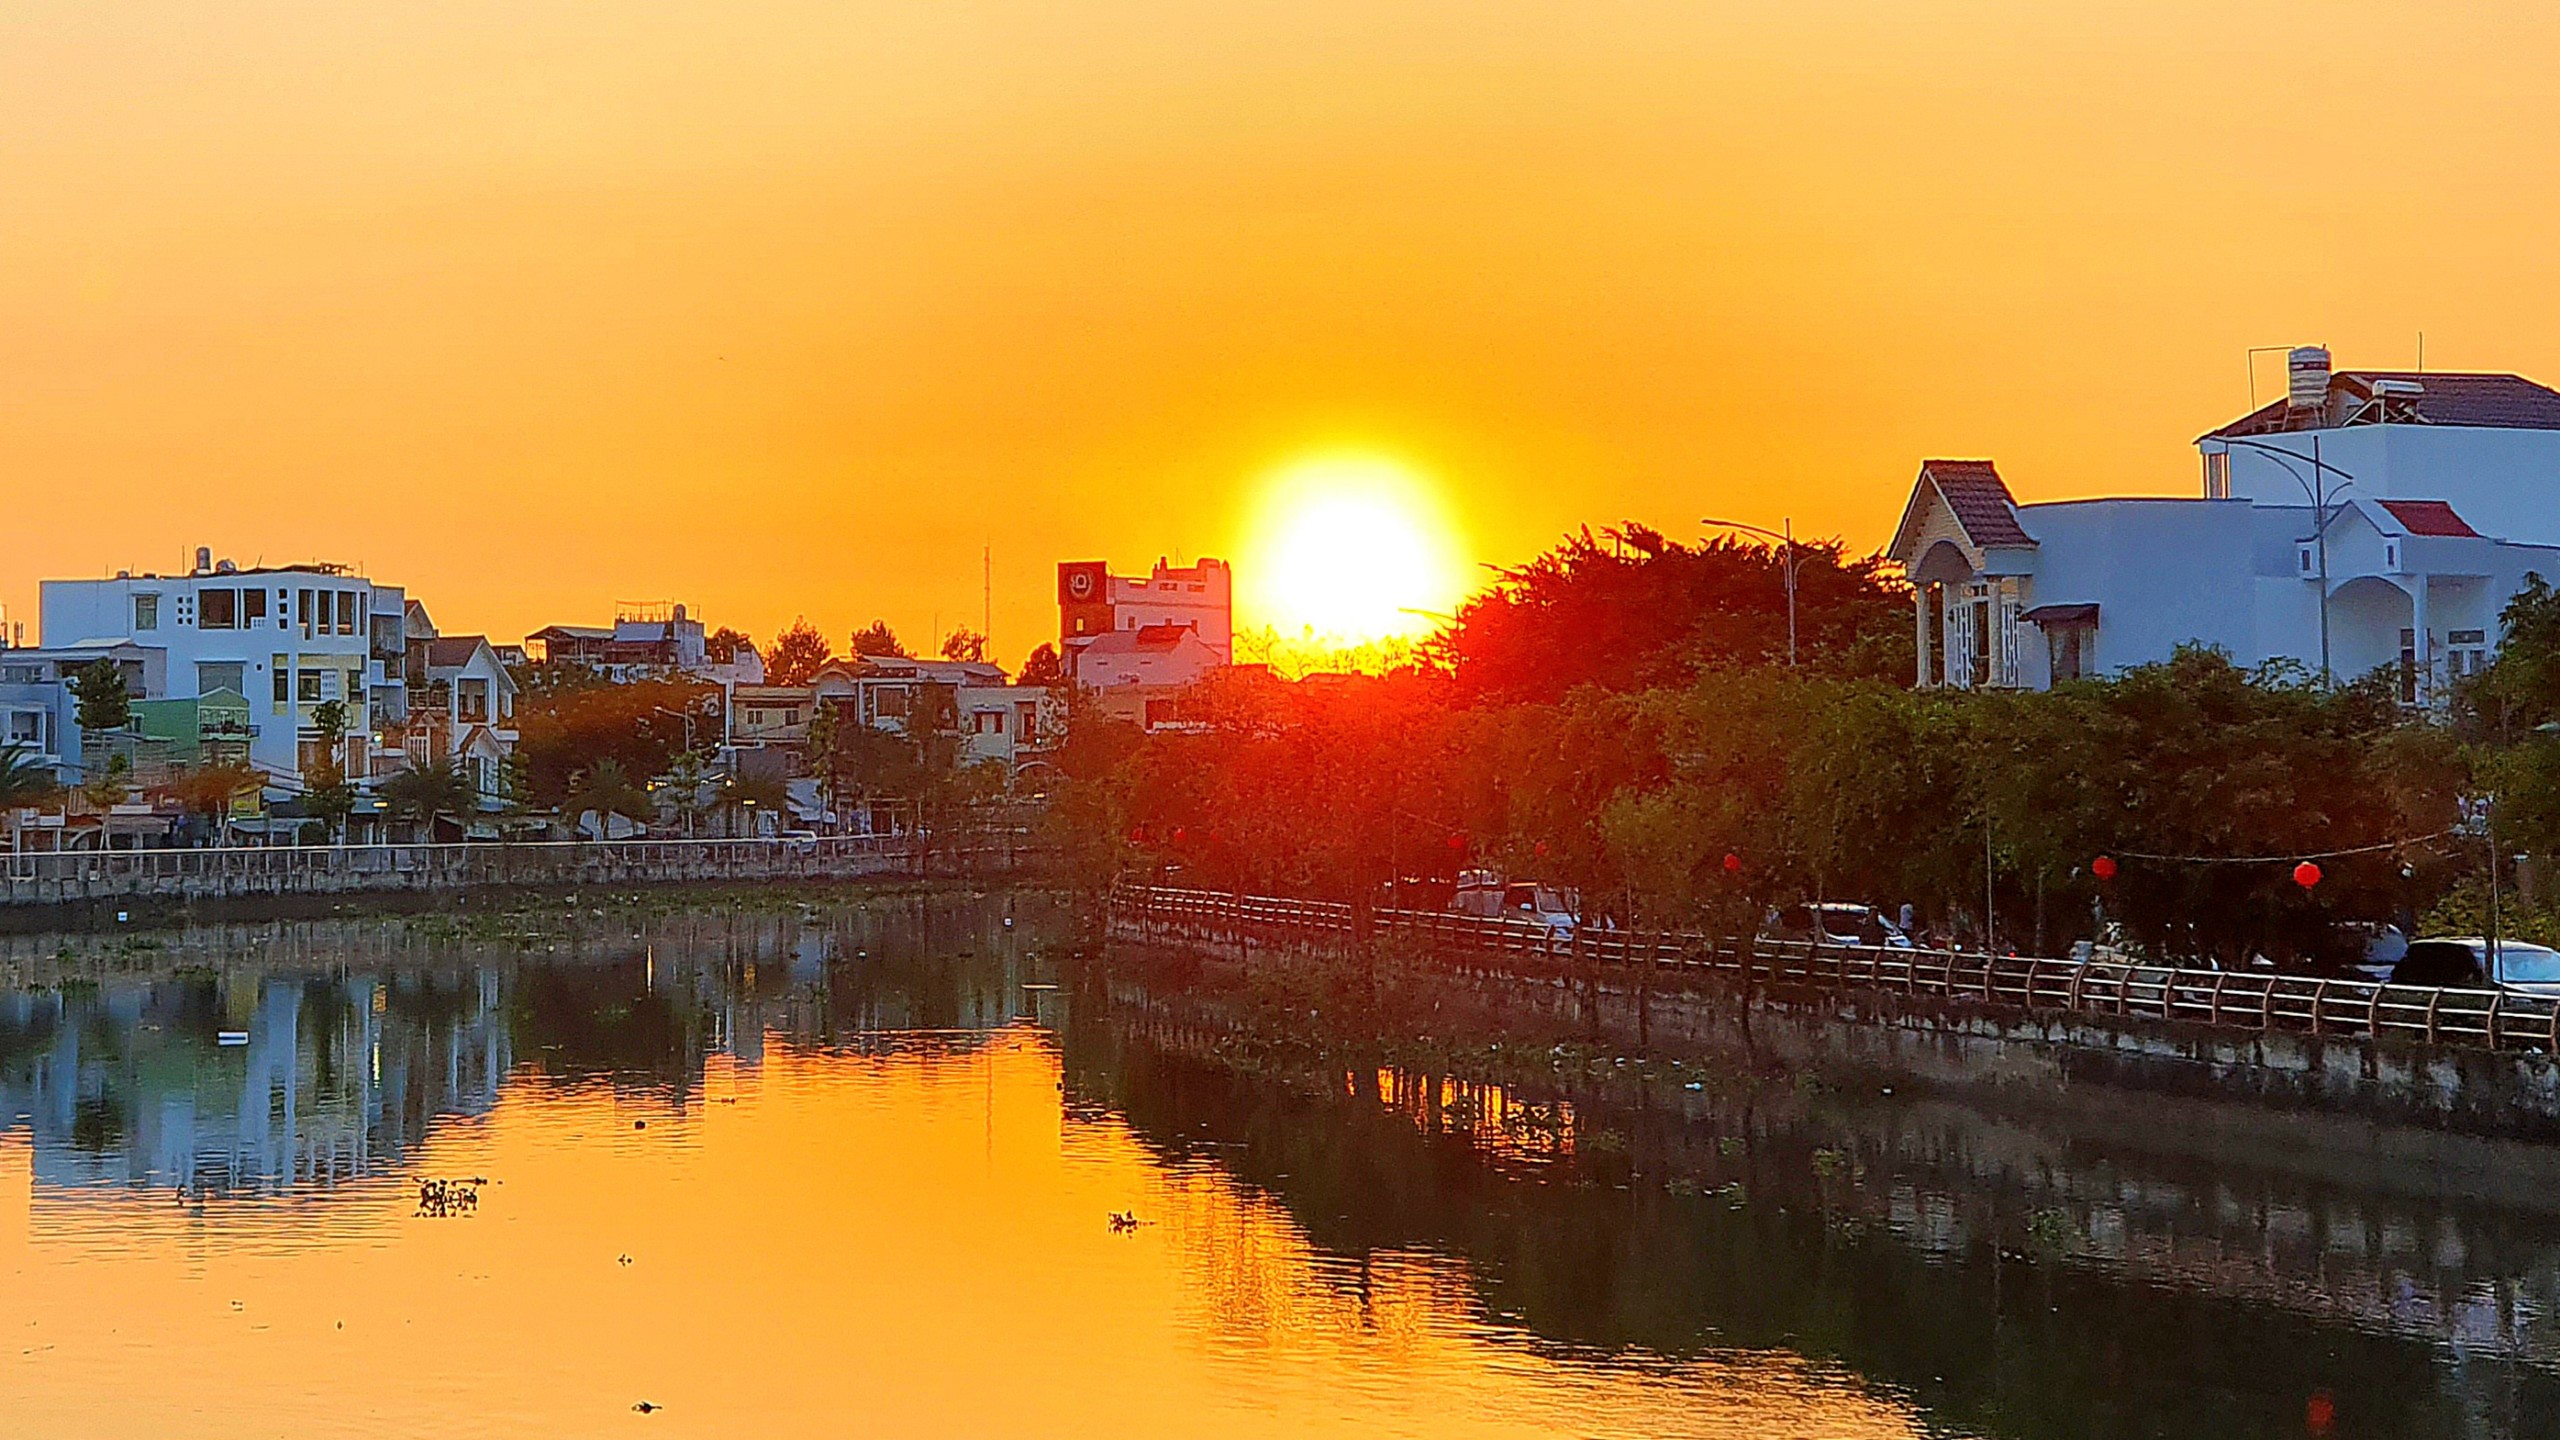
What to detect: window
<box><xmin>458</xmin><ymin>680</ymin><xmax>489</xmax><ymax>723</ymax></box>
<box><xmin>2203</xmin><ymin>450</ymin><xmax>2231</xmax><ymax>499</ymax></box>
<box><xmin>2384</xmin><ymin>541</ymin><xmax>2401</xmax><ymax>571</ymax></box>
<box><xmin>276</xmin><ymin>590</ymin><xmax>291</xmax><ymax>627</ymax></box>
<box><xmin>273</xmin><ymin>660</ymin><xmax>291</xmax><ymax>706</ymax></box>
<box><xmin>2398</xmin><ymin>628</ymin><xmax>2420</xmax><ymax>704</ymax></box>
<box><xmin>2049</xmin><ymin>626</ymin><xmax>2087</xmax><ymax>684</ymax></box>
<box><xmin>0</xmin><ymin>664</ymin><xmax>38</xmax><ymax>684</ymax></box>
<box><xmin>199</xmin><ymin>588</ymin><xmax>236</xmax><ymax>629</ymax></box>
<box><xmin>337</xmin><ymin>591</ymin><xmax>358</xmax><ymax>635</ymax></box>
<box><xmin>873</xmin><ymin>686</ymin><xmax>910</xmax><ymax>719</ymax></box>
<box><xmin>2297</xmin><ymin>544</ymin><xmax>2317</xmax><ymax>576</ymax></box>
<box><xmin>298</xmin><ymin>668</ymin><xmax>322</xmax><ymax>702</ymax></box>
<box><xmin>242</xmin><ymin>588</ymin><xmax>268</xmax><ymax>624</ymax></box>
<box><xmin>197</xmin><ymin>662</ymin><xmax>246</xmax><ymax>697</ymax></box>
<box><xmin>7</xmin><ymin>711</ymin><xmax>41</xmax><ymax>744</ymax></box>
<box><xmin>298</xmin><ymin>589</ymin><xmax>314</xmax><ymax>635</ymax></box>
<box><xmin>2450</xmin><ymin>628</ymin><xmax>2490</xmax><ymax>679</ymax></box>
<box><xmin>133</xmin><ymin>594</ymin><xmax>160</xmax><ymax>631</ymax></box>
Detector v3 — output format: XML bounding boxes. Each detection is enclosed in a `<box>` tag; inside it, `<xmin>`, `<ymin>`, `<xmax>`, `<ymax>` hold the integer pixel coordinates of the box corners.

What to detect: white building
<box><xmin>1888</xmin><ymin>351</ymin><xmax>2560</xmax><ymax>700</ymax></box>
<box><xmin>38</xmin><ymin>551</ymin><xmax>410</xmax><ymax>786</ymax></box>
<box><xmin>1057</xmin><ymin>557</ymin><xmax>1232</xmax><ymax>684</ymax></box>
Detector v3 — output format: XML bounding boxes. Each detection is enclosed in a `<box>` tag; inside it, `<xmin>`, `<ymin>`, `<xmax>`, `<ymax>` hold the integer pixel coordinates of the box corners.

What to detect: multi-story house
<box><xmin>404</xmin><ymin>629</ymin><xmax>520</xmax><ymax>808</ymax></box>
<box><xmin>38</xmin><ymin>551</ymin><xmax>410</xmax><ymax>786</ymax></box>
<box><xmin>1889</xmin><ymin>349</ymin><xmax>2560</xmax><ymax>700</ymax></box>
<box><xmin>0</xmin><ymin>640</ymin><xmax>165</xmax><ymax>783</ymax></box>
<box><xmin>1056</xmin><ymin>557</ymin><xmax>1232</xmax><ymax>681</ymax></box>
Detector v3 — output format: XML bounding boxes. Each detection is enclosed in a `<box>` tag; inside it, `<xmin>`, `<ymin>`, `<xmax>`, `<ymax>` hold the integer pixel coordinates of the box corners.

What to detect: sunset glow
<box><xmin>1241</xmin><ymin>455</ymin><xmax>1467</xmax><ymax>643</ymax></box>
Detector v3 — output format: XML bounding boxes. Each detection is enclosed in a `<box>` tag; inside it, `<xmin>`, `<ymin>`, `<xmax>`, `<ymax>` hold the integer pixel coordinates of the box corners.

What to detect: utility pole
<box><xmin>2313</xmin><ymin>434</ymin><xmax>2331</xmax><ymax>686</ymax></box>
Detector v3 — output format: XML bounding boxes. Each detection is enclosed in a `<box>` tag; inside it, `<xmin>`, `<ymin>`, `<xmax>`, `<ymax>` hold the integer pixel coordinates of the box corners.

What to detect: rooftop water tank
<box><xmin>2287</xmin><ymin>346</ymin><xmax>2332</xmax><ymax>413</ymax></box>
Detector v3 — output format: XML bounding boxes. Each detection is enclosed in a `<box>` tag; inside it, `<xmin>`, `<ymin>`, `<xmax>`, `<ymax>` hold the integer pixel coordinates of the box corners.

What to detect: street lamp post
<box><xmin>1700</xmin><ymin>516</ymin><xmax>1802</xmax><ymax>668</ymax></box>
<box><xmin>2206</xmin><ymin>436</ymin><xmax>2356</xmax><ymax>687</ymax></box>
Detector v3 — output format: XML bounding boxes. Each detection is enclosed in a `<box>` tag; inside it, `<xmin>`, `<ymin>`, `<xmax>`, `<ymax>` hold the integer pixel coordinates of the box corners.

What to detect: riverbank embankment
<box><xmin>0</xmin><ymin>837</ymin><xmax>1046</xmax><ymax>932</ymax></box>
<box><xmin>1105</xmin><ymin>884</ymin><xmax>2560</xmax><ymax>1154</ymax></box>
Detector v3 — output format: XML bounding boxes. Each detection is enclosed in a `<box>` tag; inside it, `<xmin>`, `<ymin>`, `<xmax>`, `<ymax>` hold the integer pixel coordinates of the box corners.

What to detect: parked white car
<box><xmin>1763</xmin><ymin>902</ymin><xmax>1916</xmax><ymax>950</ymax></box>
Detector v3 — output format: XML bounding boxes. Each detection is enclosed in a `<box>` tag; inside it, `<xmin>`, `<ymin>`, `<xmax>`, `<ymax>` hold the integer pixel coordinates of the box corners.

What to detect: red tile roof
<box><xmin>1920</xmin><ymin>459</ymin><xmax>2034</xmax><ymax>547</ymax></box>
<box><xmin>2377</xmin><ymin>500</ymin><xmax>2480</xmax><ymax>538</ymax></box>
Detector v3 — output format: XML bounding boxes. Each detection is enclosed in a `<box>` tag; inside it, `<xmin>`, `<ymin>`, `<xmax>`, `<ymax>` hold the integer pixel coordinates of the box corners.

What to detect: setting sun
<box><xmin>1241</xmin><ymin>455</ymin><xmax>1470</xmax><ymax>644</ymax></box>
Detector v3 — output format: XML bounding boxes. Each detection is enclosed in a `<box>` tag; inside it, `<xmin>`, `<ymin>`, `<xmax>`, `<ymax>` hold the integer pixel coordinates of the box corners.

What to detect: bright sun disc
<box><xmin>1243</xmin><ymin>454</ymin><xmax>1467</xmax><ymax>643</ymax></box>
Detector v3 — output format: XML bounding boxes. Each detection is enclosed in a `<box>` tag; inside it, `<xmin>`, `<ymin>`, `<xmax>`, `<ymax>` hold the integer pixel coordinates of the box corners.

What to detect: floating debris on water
<box><xmin>1108</xmin><ymin>1211</ymin><xmax>1144</xmax><ymax>1233</ymax></box>
<box><xmin>416</xmin><ymin>1178</ymin><xmax>484</xmax><ymax>1217</ymax></box>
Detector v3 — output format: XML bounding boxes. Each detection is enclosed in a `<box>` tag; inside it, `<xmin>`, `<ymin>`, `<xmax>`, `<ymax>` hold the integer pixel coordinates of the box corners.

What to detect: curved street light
<box><xmin>1700</xmin><ymin>516</ymin><xmax>1805</xmax><ymax>668</ymax></box>
<box><xmin>2205</xmin><ymin>435</ymin><xmax>2357</xmax><ymax>686</ymax></box>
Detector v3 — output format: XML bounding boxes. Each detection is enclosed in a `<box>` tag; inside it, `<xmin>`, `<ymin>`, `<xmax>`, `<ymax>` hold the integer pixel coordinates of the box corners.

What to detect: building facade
<box><xmin>1889</xmin><ymin>352</ymin><xmax>2560</xmax><ymax>700</ymax></box>
<box><xmin>1057</xmin><ymin>557</ymin><xmax>1232</xmax><ymax>685</ymax></box>
<box><xmin>37</xmin><ymin>553</ymin><xmax>410</xmax><ymax>787</ymax></box>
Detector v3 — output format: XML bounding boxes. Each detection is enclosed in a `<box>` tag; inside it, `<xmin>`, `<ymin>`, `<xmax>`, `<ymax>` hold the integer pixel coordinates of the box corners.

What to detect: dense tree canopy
<box><xmin>1425</xmin><ymin>524</ymin><xmax>1911</xmax><ymax>703</ymax></box>
<box><xmin>1071</xmin><ymin>649</ymin><xmax>2477</xmax><ymax>968</ymax></box>
<box><xmin>765</xmin><ymin>619</ymin><xmax>833</xmax><ymax>687</ymax></box>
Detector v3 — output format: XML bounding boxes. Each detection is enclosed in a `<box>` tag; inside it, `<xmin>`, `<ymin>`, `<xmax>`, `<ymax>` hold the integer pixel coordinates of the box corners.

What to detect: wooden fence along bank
<box><xmin>1110</xmin><ymin>883</ymin><xmax>2560</xmax><ymax>1142</ymax></box>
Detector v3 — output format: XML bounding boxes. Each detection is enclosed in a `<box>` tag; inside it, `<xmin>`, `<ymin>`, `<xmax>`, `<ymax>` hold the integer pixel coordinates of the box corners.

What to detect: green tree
<box><xmin>653</xmin><ymin>749</ymin><xmax>718</xmax><ymax>837</ymax></box>
<box><xmin>381</xmin><ymin>759</ymin><xmax>477</xmax><ymax>837</ymax></box>
<box><xmin>850</xmin><ymin>620</ymin><xmax>909</xmax><ymax>658</ymax></box>
<box><xmin>1017</xmin><ymin>643</ymin><xmax>1066</xmax><ymax>688</ymax></box>
<box><xmin>940</xmin><ymin>628</ymin><xmax>989</xmax><ymax>664</ymax></box>
<box><xmin>70</xmin><ymin>659</ymin><xmax>131</xmax><ymax>735</ymax></box>
<box><xmin>562</xmin><ymin>758</ymin><xmax>651</xmax><ymax>836</ymax></box>
<box><xmin>302</xmin><ymin>698</ymin><xmax>356</xmax><ymax>841</ymax></box>
<box><xmin>765</xmin><ymin>618</ymin><xmax>833</xmax><ymax>686</ymax></box>
<box><xmin>82</xmin><ymin>751</ymin><xmax>134</xmax><ymax>814</ymax></box>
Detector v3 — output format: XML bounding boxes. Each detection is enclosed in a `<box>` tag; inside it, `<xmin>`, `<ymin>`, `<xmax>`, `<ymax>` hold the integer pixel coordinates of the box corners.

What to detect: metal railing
<box><xmin>0</xmin><ymin>834</ymin><xmax>980</xmax><ymax>903</ymax></box>
<box><xmin>1112</xmin><ymin>883</ymin><xmax>2558</xmax><ymax>1056</ymax></box>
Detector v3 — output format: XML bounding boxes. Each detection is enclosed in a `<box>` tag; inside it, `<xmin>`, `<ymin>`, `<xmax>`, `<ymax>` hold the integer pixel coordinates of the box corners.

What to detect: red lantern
<box><xmin>2293</xmin><ymin>860</ymin><xmax>2322</xmax><ymax>890</ymax></box>
<box><xmin>1171</xmin><ymin>826</ymin><xmax>1188</xmax><ymax>845</ymax></box>
<box><xmin>1445</xmin><ymin>834</ymin><xmax>1466</xmax><ymax>852</ymax></box>
<box><xmin>2091</xmin><ymin>855</ymin><xmax>2117</xmax><ymax>881</ymax></box>
<box><xmin>1534</xmin><ymin>840</ymin><xmax>1551</xmax><ymax>858</ymax></box>
<box><xmin>1722</xmin><ymin>852</ymin><xmax>1742</xmax><ymax>874</ymax></box>
<box><xmin>1129</xmin><ymin>825</ymin><xmax>1148</xmax><ymax>844</ymax></box>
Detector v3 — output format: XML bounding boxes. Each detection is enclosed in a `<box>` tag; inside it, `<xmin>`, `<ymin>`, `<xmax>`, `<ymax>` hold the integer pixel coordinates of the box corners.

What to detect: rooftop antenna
<box><xmin>982</xmin><ymin>542</ymin><xmax>991</xmax><ymax>646</ymax></box>
<box><xmin>2417</xmin><ymin>331</ymin><xmax>2426</xmax><ymax>373</ymax></box>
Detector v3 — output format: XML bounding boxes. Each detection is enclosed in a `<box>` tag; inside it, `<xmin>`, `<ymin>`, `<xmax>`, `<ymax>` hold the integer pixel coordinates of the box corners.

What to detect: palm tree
<box><xmin>380</xmin><ymin>759</ymin><xmax>477</xmax><ymax>840</ymax></box>
<box><xmin>561</xmin><ymin>758</ymin><xmax>650</xmax><ymax>838</ymax></box>
<box><xmin>0</xmin><ymin>743</ymin><xmax>63</xmax><ymax>856</ymax></box>
<box><xmin>719</xmin><ymin>772</ymin><xmax>790</xmax><ymax>836</ymax></box>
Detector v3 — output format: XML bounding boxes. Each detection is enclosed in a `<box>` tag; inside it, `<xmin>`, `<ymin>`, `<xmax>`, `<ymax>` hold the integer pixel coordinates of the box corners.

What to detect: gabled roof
<box><xmin>1888</xmin><ymin>459</ymin><xmax>2036</xmax><ymax>561</ymax></box>
<box><xmin>2376</xmin><ymin>499</ymin><xmax>2480</xmax><ymax>538</ymax></box>
<box><xmin>2203</xmin><ymin>371</ymin><xmax>2560</xmax><ymax>439</ymax></box>
<box><xmin>422</xmin><ymin>636</ymin><xmax>491</xmax><ymax>669</ymax></box>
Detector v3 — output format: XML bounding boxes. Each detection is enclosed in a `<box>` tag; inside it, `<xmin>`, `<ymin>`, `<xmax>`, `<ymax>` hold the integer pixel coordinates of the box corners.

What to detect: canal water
<box><xmin>1</xmin><ymin>893</ymin><xmax>2555</xmax><ymax>1437</ymax></box>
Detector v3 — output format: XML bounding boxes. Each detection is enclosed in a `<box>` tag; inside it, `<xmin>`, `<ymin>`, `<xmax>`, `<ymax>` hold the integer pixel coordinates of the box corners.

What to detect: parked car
<box><xmin>1450</xmin><ymin>873</ymin><xmax>1583</xmax><ymax>945</ymax></box>
<box><xmin>1763</xmin><ymin>902</ymin><xmax>1915</xmax><ymax>950</ymax></box>
<box><xmin>2386</xmin><ymin>937</ymin><xmax>2560</xmax><ymax>994</ymax></box>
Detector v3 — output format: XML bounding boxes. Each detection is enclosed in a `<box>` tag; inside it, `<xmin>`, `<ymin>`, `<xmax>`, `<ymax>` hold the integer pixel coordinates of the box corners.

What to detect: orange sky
<box><xmin>11</xmin><ymin>1</ymin><xmax>2560</xmax><ymax>665</ymax></box>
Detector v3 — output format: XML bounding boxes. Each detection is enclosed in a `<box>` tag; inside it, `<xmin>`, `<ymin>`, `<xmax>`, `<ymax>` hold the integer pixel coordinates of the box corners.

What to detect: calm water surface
<box><xmin>0</xmin><ymin>894</ymin><xmax>2552</xmax><ymax>1437</ymax></box>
